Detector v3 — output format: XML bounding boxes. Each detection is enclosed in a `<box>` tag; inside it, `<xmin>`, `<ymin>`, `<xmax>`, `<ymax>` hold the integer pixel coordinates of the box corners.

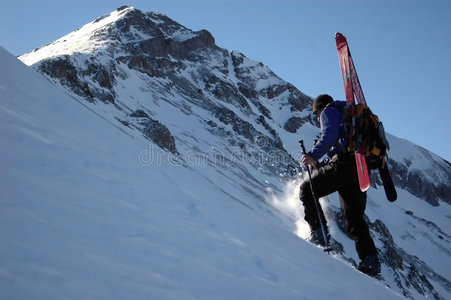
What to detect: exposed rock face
<box><xmin>129</xmin><ymin>109</ymin><xmax>176</xmax><ymax>152</ymax></box>
<box><xmin>284</xmin><ymin>116</ymin><xmax>311</xmax><ymax>133</ymax></box>
<box><xmin>388</xmin><ymin>154</ymin><xmax>451</xmax><ymax>207</ymax></box>
<box><xmin>326</xmin><ymin>206</ymin><xmax>451</xmax><ymax>299</ymax></box>
<box><xmin>39</xmin><ymin>56</ymin><xmax>116</xmax><ymax>103</ymax></box>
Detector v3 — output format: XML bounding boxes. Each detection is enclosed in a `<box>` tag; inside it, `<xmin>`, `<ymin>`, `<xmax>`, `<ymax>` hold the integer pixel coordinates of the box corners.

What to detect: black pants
<box><xmin>299</xmin><ymin>156</ymin><xmax>377</xmax><ymax>259</ymax></box>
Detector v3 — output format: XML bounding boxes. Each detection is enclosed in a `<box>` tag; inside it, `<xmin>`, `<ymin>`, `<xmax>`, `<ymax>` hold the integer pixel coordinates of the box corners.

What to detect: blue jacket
<box><xmin>307</xmin><ymin>100</ymin><xmax>347</xmax><ymax>161</ymax></box>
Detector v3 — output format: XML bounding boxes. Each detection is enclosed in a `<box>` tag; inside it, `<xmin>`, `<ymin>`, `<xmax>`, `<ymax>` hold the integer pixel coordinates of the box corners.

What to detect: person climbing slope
<box><xmin>300</xmin><ymin>94</ymin><xmax>381</xmax><ymax>276</ymax></box>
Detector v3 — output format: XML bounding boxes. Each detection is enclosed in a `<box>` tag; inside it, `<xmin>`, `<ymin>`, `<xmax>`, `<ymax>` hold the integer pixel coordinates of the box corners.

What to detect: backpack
<box><xmin>330</xmin><ymin>102</ymin><xmax>390</xmax><ymax>169</ymax></box>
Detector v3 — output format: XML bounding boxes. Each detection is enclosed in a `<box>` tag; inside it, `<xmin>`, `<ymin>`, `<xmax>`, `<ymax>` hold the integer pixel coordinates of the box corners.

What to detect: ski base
<box><xmin>379</xmin><ymin>165</ymin><xmax>397</xmax><ymax>202</ymax></box>
<box><xmin>355</xmin><ymin>150</ymin><xmax>370</xmax><ymax>192</ymax></box>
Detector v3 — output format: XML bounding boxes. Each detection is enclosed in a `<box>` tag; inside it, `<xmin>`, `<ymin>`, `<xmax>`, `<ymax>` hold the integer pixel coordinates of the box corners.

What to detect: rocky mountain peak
<box><xmin>20</xmin><ymin>7</ymin><xmax>311</xmax><ymax>176</ymax></box>
<box><xmin>21</xmin><ymin>6</ymin><xmax>215</xmax><ymax>65</ymax></box>
<box><xmin>104</xmin><ymin>6</ymin><xmax>216</xmax><ymax>57</ymax></box>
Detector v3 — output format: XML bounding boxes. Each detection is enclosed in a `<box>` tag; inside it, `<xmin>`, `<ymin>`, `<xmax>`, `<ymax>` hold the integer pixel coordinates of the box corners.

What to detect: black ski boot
<box><xmin>358</xmin><ymin>255</ymin><xmax>381</xmax><ymax>277</ymax></box>
<box><xmin>309</xmin><ymin>227</ymin><xmax>330</xmax><ymax>248</ymax></box>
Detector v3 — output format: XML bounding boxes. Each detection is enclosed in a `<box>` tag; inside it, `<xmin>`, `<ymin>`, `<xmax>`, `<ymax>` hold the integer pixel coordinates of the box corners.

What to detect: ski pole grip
<box><xmin>299</xmin><ymin>140</ymin><xmax>307</xmax><ymax>155</ymax></box>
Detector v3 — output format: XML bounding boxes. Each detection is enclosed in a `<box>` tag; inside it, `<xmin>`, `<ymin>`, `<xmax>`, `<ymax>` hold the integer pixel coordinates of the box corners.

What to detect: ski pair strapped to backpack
<box><xmin>335</xmin><ymin>32</ymin><xmax>397</xmax><ymax>202</ymax></box>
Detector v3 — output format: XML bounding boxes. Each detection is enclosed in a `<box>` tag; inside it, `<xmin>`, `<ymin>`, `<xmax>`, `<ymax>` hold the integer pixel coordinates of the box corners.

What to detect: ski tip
<box><xmin>387</xmin><ymin>191</ymin><xmax>398</xmax><ymax>202</ymax></box>
<box><xmin>335</xmin><ymin>32</ymin><xmax>345</xmax><ymax>39</ymax></box>
<box><xmin>360</xmin><ymin>183</ymin><xmax>370</xmax><ymax>192</ymax></box>
<box><xmin>335</xmin><ymin>32</ymin><xmax>347</xmax><ymax>47</ymax></box>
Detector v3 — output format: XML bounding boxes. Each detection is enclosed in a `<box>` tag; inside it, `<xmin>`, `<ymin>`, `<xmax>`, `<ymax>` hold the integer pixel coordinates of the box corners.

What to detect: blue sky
<box><xmin>1</xmin><ymin>0</ymin><xmax>450</xmax><ymax>161</ymax></box>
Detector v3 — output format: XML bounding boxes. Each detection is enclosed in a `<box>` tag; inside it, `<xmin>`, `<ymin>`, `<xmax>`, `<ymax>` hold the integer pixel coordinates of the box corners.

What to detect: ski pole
<box><xmin>299</xmin><ymin>140</ymin><xmax>331</xmax><ymax>252</ymax></box>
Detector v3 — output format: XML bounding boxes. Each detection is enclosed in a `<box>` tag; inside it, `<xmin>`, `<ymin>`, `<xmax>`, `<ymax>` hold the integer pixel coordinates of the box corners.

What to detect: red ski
<box><xmin>335</xmin><ymin>32</ymin><xmax>370</xmax><ymax>192</ymax></box>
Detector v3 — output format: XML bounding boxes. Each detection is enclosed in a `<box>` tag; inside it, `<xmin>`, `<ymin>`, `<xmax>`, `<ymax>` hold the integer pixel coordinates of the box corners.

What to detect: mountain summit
<box><xmin>10</xmin><ymin>6</ymin><xmax>451</xmax><ymax>298</ymax></box>
<box><xmin>21</xmin><ymin>6</ymin><xmax>215</xmax><ymax>63</ymax></box>
<box><xmin>20</xmin><ymin>6</ymin><xmax>312</xmax><ymax>175</ymax></box>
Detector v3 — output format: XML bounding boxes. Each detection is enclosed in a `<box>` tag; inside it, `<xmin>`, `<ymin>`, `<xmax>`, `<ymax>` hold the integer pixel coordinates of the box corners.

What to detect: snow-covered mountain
<box><xmin>1</xmin><ymin>6</ymin><xmax>449</xmax><ymax>299</ymax></box>
<box><xmin>0</xmin><ymin>44</ymin><xmax>399</xmax><ymax>300</ymax></box>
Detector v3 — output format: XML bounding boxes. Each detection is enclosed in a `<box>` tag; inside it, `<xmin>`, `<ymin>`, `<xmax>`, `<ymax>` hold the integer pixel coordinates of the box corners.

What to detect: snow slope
<box><xmin>0</xmin><ymin>46</ymin><xmax>403</xmax><ymax>299</ymax></box>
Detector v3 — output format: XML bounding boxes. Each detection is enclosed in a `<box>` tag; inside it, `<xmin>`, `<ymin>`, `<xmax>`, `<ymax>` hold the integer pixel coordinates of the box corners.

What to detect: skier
<box><xmin>300</xmin><ymin>94</ymin><xmax>381</xmax><ymax>276</ymax></box>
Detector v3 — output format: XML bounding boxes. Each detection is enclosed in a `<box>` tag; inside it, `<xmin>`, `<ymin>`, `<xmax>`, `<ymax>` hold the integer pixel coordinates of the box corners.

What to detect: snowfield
<box><xmin>0</xmin><ymin>46</ymin><xmax>405</xmax><ymax>299</ymax></box>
